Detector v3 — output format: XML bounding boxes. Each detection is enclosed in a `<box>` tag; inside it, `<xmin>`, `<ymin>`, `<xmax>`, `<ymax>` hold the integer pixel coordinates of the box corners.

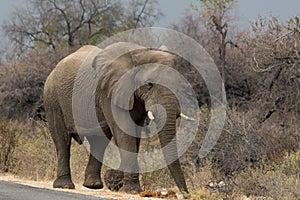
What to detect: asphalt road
<box><xmin>0</xmin><ymin>181</ymin><xmax>108</xmax><ymax>200</ymax></box>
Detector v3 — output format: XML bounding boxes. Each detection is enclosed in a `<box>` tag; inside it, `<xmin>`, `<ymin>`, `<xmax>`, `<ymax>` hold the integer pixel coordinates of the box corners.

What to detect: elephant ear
<box><xmin>94</xmin><ymin>42</ymin><xmax>145</xmax><ymax>110</ymax></box>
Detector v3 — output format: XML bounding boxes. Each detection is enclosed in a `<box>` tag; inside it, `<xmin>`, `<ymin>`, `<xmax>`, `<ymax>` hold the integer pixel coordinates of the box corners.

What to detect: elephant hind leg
<box><xmin>46</xmin><ymin>107</ymin><xmax>74</xmax><ymax>189</ymax></box>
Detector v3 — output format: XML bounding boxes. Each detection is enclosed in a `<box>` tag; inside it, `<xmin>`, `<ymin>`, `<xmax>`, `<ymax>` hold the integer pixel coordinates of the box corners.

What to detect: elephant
<box><xmin>44</xmin><ymin>42</ymin><xmax>193</xmax><ymax>194</ymax></box>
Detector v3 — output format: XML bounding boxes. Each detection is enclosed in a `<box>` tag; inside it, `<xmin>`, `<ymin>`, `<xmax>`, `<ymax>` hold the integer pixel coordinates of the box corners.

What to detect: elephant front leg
<box><xmin>114</xmin><ymin>131</ymin><xmax>142</xmax><ymax>194</ymax></box>
<box><xmin>83</xmin><ymin>135</ymin><xmax>110</xmax><ymax>189</ymax></box>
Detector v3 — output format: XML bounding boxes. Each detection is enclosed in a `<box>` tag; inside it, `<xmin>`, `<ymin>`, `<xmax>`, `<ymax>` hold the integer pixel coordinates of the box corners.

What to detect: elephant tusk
<box><xmin>159</xmin><ymin>45</ymin><xmax>169</xmax><ymax>51</ymax></box>
<box><xmin>180</xmin><ymin>113</ymin><xmax>195</xmax><ymax>121</ymax></box>
<box><xmin>147</xmin><ymin>111</ymin><xmax>155</xmax><ymax>120</ymax></box>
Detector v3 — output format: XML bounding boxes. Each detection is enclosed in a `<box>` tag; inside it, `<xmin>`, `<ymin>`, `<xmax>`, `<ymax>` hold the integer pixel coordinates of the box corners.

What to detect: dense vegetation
<box><xmin>0</xmin><ymin>0</ymin><xmax>299</xmax><ymax>199</ymax></box>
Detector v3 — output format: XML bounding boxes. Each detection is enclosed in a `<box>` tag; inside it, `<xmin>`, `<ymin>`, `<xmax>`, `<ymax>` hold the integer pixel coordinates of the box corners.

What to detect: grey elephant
<box><xmin>44</xmin><ymin>42</ymin><xmax>193</xmax><ymax>194</ymax></box>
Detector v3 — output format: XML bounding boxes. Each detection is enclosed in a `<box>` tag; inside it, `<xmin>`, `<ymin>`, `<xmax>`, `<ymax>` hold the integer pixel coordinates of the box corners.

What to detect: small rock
<box><xmin>208</xmin><ymin>182</ymin><xmax>215</xmax><ymax>188</ymax></box>
<box><xmin>218</xmin><ymin>181</ymin><xmax>225</xmax><ymax>187</ymax></box>
<box><xmin>241</xmin><ymin>195</ymin><xmax>250</xmax><ymax>200</ymax></box>
<box><xmin>161</xmin><ymin>188</ymin><xmax>168</xmax><ymax>196</ymax></box>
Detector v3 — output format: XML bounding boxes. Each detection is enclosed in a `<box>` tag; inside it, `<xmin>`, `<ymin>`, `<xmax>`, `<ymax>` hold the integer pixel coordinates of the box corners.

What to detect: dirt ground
<box><xmin>0</xmin><ymin>174</ymin><xmax>176</xmax><ymax>200</ymax></box>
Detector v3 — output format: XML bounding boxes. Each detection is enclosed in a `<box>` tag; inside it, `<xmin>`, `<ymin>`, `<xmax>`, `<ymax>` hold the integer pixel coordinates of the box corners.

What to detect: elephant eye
<box><xmin>146</xmin><ymin>81</ymin><xmax>153</xmax><ymax>88</ymax></box>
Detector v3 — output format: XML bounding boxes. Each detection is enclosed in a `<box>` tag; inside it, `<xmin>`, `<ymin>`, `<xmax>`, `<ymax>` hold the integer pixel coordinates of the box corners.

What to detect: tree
<box><xmin>245</xmin><ymin>16</ymin><xmax>300</xmax><ymax>123</ymax></box>
<box><xmin>250</xmin><ymin>16</ymin><xmax>300</xmax><ymax>72</ymax></box>
<box><xmin>191</xmin><ymin>0</ymin><xmax>236</xmax><ymax>82</ymax></box>
<box><xmin>2</xmin><ymin>0</ymin><xmax>162</xmax><ymax>55</ymax></box>
<box><xmin>171</xmin><ymin>1</ymin><xmax>251</xmax><ymax>109</ymax></box>
<box><xmin>125</xmin><ymin>0</ymin><xmax>162</xmax><ymax>28</ymax></box>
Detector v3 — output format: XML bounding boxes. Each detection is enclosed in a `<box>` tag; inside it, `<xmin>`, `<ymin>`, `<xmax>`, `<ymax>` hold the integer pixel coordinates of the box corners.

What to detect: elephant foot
<box><xmin>119</xmin><ymin>182</ymin><xmax>142</xmax><ymax>194</ymax></box>
<box><xmin>83</xmin><ymin>174</ymin><xmax>103</xmax><ymax>189</ymax></box>
<box><xmin>104</xmin><ymin>169</ymin><xmax>124</xmax><ymax>191</ymax></box>
<box><xmin>53</xmin><ymin>175</ymin><xmax>75</xmax><ymax>189</ymax></box>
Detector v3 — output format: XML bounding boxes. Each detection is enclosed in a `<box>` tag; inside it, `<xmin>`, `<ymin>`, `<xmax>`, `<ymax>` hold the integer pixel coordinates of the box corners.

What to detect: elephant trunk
<box><xmin>153</xmin><ymin>100</ymin><xmax>188</xmax><ymax>193</ymax></box>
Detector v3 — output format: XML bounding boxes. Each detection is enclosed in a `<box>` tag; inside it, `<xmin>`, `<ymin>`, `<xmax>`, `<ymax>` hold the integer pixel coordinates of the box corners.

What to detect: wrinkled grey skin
<box><xmin>44</xmin><ymin>42</ymin><xmax>188</xmax><ymax>194</ymax></box>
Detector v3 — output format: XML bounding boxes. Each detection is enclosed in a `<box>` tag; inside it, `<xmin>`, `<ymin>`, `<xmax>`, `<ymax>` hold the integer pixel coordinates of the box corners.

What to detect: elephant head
<box><xmin>93</xmin><ymin>42</ymin><xmax>190</xmax><ymax>193</ymax></box>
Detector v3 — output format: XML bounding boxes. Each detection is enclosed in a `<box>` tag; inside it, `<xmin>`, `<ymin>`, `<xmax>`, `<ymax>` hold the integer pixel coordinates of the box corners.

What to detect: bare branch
<box><xmin>273</xmin><ymin>31</ymin><xmax>293</xmax><ymax>43</ymax></box>
<box><xmin>2</xmin><ymin>0</ymin><xmax>162</xmax><ymax>52</ymax></box>
<box><xmin>252</xmin><ymin>53</ymin><xmax>281</xmax><ymax>72</ymax></box>
<box><xmin>134</xmin><ymin>0</ymin><xmax>149</xmax><ymax>28</ymax></box>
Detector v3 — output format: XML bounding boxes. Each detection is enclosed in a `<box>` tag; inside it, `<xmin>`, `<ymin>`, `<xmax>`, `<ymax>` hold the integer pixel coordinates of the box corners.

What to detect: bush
<box><xmin>173</xmin><ymin>108</ymin><xmax>299</xmax><ymax>198</ymax></box>
<box><xmin>0</xmin><ymin>119</ymin><xmax>22</xmax><ymax>172</ymax></box>
<box><xmin>0</xmin><ymin>119</ymin><xmax>88</xmax><ymax>182</ymax></box>
<box><xmin>0</xmin><ymin>47</ymin><xmax>70</xmax><ymax>120</ymax></box>
<box><xmin>0</xmin><ymin>115</ymin><xmax>299</xmax><ymax>199</ymax></box>
<box><xmin>187</xmin><ymin>188</ymin><xmax>224</xmax><ymax>200</ymax></box>
<box><xmin>233</xmin><ymin>151</ymin><xmax>300</xmax><ymax>199</ymax></box>
<box><xmin>11</xmin><ymin>122</ymin><xmax>57</xmax><ymax>180</ymax></box>
<box><xmin>199</xmin><ymin>108</ymin><xmax>300</xmax><ymax>176</ymax></box>
<box><xmin>280</xmin><ymin>151</ymin><xmax>300</xmax><ymax>178</ymax></box>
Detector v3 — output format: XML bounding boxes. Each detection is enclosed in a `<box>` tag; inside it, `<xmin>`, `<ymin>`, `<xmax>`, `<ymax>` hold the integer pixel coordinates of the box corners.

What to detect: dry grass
<box><xmin>233</xmin><ymin>151</ymin><xmax>300</xmax><ymax>199</ymax></box>
<box><xmin>0</xmin><ymin>119</ymin><xmax>89</xmax><ymax>183</ymax></box>
<box><xmin>0</xmin><ymin>119</ymin><xmax>23</xmax><ymax>172</ymax></box>
<box><xmin>187</xmin><ymin>188</ymin><xmax>225</xmax><ymax>200</ymax></box>
<box><xmin>106</xmin><ymin>108</ymin><xmax>299</xmax><ymax>199</ymax></box>
<box><xmin>0</xmin><ymin>110</ymin><xmax>299</xmax><ymax>200</ymax></box>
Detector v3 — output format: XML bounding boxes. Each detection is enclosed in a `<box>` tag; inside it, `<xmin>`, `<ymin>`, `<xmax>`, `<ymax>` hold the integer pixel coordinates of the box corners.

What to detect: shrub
<box><xmin>0</xmin><ymin>119</ymin><xmax>88</xmax><ymax>182</ymax></box>
<box><xmin>187</xmin><ymin>188</ymin><xmax>224</xmax><ymax>200</ymax></box>
<box><xmin>175</xmin><ymin>108</ymin><xmax>299</xmax><ymax>198</ymax></box>
<box><xmin>0</xmin><ymin>119</ymin><xmax>22</xmax><ymax>172</ymax></box>
<box><xmin>202</xmin><ymin>109</ymin><xmax>300</xmax><ymax>176</ymax></box>
<box><xmin>11</xmin><ymin>122</ymin><xmax>57</xmax><ymax>180</ymax></box>
<box><xmin>233</xmin><ymin>151</ymin><xmax>300</xmax><ymax>199</ymax></box>
<box><xmin>280</xmin><ymin>151</ymin><xmax>300</xmax><ymax>178</ymax></box>
<box><xmin>0</xmin><ymin>47</ymin><xmax>70</xmax><ymax>120</ymax></box>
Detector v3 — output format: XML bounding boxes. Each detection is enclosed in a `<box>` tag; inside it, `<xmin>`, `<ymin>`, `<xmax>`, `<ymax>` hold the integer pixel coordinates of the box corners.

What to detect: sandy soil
<box><xmin>0</xmin><ymin>174</ymin><xmax>169</xmax><ymax>200</ymax></box>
